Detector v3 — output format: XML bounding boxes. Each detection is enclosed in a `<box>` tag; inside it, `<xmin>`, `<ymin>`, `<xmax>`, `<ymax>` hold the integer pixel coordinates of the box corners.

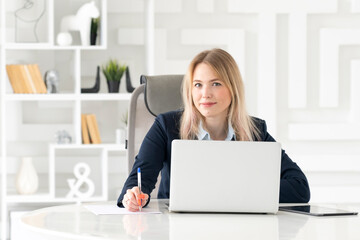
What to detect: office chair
<box><xmin>126</xmin><ymin>74</ymin><xmax>184</xmax><ymax>198</ymax></box>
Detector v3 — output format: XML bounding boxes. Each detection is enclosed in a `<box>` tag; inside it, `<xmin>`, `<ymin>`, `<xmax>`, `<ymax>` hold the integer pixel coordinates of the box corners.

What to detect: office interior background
<box><xmin>1</xmin><ymin>0</ymin><xmax>360</xmax><ymax>237</ymax></box>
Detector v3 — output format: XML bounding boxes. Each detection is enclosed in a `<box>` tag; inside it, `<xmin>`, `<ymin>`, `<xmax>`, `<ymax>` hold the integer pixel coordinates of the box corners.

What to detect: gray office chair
<box><xmin>126</xmin><ymin>74</ymin><xmax>184</xmax><ymax>198</ymax></box>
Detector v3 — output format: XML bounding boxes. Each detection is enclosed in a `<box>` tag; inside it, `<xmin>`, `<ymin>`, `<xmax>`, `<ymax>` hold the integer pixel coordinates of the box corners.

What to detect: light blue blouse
<box><xmin>197</xmin><ymin>121</ymin><xmax>236</xmax><ymax>141</ymax></box>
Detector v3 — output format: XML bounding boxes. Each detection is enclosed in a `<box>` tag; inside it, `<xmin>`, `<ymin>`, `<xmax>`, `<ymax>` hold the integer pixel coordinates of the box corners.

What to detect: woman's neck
<box><xmin>203</xmin><ymin>117</ymin><xmax>228</xmax><ymax>140</ymax></box>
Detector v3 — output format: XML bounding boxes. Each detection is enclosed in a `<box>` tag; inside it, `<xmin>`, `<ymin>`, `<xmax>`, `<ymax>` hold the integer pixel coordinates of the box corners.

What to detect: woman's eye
<box><xmin>194</xmin><ymin>83</ymin><xmax>201</xmax><ymax>87</ymax></box>
<box><xmin>213</xmin><ymin>82</ymin><xmax>221</xmax><ymax>86</ymax></box>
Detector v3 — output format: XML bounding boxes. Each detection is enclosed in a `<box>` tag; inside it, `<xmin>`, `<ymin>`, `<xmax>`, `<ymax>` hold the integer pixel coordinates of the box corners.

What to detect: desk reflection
<box><xmin>25</xmin><ymin>201</ymin><xmax>360</xmax><ymax>240</ymax></box>
<box><xmin>169</xmin><ymin>213</ymin><xmax>278</xmax><ymax>240</ymax></box>
<box><xmin>278</xmin><ymin>212</ymin><xmax>308</xmax><ymax>240</ymax></box>
<box><xmin>118</xmin><ymin>207</ymin><xmax>307</xmax><ymax>240</ymax></box>
<box><xmin>122</xmin><ymin>215</ymin><xmax>149</xmax><ymax>237</ymax></box>
<box><xmin>120</xmin><ymin>212</ymin><xmax>279</xmax><ymax>240</ymax></box>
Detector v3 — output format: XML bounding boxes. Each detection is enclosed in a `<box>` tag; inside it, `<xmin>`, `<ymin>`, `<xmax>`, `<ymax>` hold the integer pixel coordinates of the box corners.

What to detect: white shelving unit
<box><xmin>0</xmin><ymin>1</ymin><xmax>130</xmax><ymax>239</ymax></box>
<box><xmin>4</xmin><ymin>143</ymin><xmax>127</xmax><ymax>204</ymax></box>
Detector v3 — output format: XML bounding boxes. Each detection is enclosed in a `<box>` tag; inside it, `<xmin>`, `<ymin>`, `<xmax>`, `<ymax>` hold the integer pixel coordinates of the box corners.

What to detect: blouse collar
<box><xmin>197</xmin><ymin>120</ymin><xmax>236</xmax><ymax>141</ymax></box>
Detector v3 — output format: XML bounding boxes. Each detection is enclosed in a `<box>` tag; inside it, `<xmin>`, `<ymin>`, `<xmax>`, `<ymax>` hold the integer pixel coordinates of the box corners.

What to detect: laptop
<box><xmin>169</xmin><ymin>140</ymin><xmax>281</xmax><ymax>214</ymax></box>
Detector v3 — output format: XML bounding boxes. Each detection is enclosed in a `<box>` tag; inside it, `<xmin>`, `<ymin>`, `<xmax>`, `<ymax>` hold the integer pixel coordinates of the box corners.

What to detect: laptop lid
<box><xmin>169</xmin><ymin>140</ymin><xmax>281</xmax><ymax>213</ymax></box>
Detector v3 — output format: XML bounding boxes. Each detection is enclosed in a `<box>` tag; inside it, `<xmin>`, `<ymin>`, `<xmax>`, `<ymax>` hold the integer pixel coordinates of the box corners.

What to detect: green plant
<box><xmin>121</xmin><ymin>110</ymin><xmax>128</xmax><ymax>126</ymax></box>
<box><xmin>102</xmin><ymin>59</ymin><xmax>127</xmax><ymax>81</ymax></box>
<box><xmin>91</xmin><ymin>17</ymin><xmax>100</xmax><ymax>35</ymax></box>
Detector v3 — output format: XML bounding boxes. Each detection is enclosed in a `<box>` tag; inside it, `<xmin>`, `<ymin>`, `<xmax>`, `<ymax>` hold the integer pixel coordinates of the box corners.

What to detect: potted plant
<box><xmin>90</xmin><ymin>17</ymin><xmax>100</xmax><ymax>45</ymax></box>
<box><xmin>102</xmin><ymin>59</ymin><xmax>127</xmax><ymax>93</ymax></box>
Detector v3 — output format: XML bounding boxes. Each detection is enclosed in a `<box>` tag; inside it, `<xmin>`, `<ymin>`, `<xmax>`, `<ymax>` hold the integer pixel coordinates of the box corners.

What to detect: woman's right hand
<box><xmin>122</xmin><ymin>186</ymin><xmax>149</xmax><ymax>212</ymax></box>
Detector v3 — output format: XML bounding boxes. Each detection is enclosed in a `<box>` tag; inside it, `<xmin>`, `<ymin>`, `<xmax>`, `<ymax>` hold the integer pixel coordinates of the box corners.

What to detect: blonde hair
<box><xmin>180</xmin><ymin>48</ymin><xmax>260</xmax><ymax>141</ymax></box>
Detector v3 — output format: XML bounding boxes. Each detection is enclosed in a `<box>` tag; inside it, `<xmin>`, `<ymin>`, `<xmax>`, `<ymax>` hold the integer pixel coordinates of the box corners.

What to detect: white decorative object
<box><xmin>14</xmin><ymin>0</ymin><xmax>46</xmax><ymax>43</ymax></box>
<box><xmin>66</xmin><ymin>162</ymin><xmax>95</xmax><ymax>199</ymax></box>
<box><xmin>55</xmin><ymin>130</ymin><xmax>72</xmax><ymax>144</ymax></box>
<box><xmin>44</xmin><ymin>70</ymin><xmax>60</xmax><ymax>93</ymax></box>
<box><xmin>16</xmin><ymin>157</ymin><xmax>39</xmax><ymax>195</ymax></box>
<box><xmin>57</xmin><ymin>1</ymin><xmax>100</xmax><ymax>46</ymax></box>
<box><xmin>56</xmin><ymin>32</ymin><xmax>72</xmax><ymax>46</ymax></box>
<box><xmin>116</xmin><ymin>128</ymin><xmax>126</xmax><ymax>144</ymax></box>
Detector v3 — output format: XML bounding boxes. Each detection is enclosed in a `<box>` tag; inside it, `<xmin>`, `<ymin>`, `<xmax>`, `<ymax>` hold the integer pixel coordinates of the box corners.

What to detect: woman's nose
<box><xmin>202</xmin><ymin>86</ymin><xmax>212</xmax><ymax>98</ymax></box>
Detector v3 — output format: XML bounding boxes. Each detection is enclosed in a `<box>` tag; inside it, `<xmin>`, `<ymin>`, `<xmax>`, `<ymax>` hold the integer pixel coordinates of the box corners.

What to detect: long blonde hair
<box><xmin>180</xmin><ymin>48</ymin><xmax>260</xmax><ymax>141</ymax></box>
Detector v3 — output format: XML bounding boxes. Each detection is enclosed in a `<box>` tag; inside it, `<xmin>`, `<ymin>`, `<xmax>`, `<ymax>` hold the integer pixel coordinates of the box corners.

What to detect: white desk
<box><xmin>20</xmin><ymin>200</ymin><xmax>360</xmax><ymax>240</ymax></box>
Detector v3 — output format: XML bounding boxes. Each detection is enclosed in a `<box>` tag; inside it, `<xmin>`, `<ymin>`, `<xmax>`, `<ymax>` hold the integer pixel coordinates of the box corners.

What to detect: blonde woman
<box><xmin>119</xmin><ymin>48</ymin><xmax>310</xmax><ymax>212</ymax></box>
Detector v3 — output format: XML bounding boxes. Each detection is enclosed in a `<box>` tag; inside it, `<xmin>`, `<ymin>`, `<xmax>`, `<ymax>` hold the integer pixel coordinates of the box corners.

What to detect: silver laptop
<box><xmin>169</xmin><ymin>140</ymin><xmax>281</xmax><ymax>213</ymax></box>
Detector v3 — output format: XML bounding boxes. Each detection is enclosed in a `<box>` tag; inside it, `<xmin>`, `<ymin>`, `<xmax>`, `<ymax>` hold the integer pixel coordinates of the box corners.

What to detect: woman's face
<box><xmin>192</xmin><ymin>63</ymin><xmax>231</xmax><ymax>121</ymax></box>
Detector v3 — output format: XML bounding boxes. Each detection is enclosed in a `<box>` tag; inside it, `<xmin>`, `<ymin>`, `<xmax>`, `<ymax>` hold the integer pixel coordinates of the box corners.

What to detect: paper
<box><xmin>84</xmin><ymin>204</ymin><xmax>162</xmax><ymax>215</ymax></box>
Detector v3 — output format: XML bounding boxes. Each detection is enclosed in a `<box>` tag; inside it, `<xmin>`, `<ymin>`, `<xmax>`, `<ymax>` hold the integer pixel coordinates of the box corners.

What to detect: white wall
<box><xmin>110</xmin><ymin>0</ymin><xmax>360</xmax><ymax>203</ymax></box>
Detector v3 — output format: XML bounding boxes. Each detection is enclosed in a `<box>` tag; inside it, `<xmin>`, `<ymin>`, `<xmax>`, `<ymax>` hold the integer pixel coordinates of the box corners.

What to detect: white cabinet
<box><xmin>0</xmin><ymin>0</ymin><xmax>129</xmax><ymax>239</ymax></box>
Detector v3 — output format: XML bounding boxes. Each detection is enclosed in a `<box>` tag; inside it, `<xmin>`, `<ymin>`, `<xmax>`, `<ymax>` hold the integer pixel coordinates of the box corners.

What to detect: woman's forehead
<box><xmin>192</xmin><ymin>63</ymin><xmax>219</xmax><ymax>81</ymax></box>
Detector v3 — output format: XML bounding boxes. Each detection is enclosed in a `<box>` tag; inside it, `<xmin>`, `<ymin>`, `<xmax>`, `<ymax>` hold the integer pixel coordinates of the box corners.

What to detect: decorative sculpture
<box><xmin>81</xmin><ymin>66</ymin><xmax>100</xmax><ymax>93</ymax></box>
<box><xmin>66</xmin><ymin>162</ymin><xmax>95</xmax><ymax>199</ymax></box>
<box><xmin>125</xmin><ymin>66</ymin><xmax>135</xmax><ymax>93</ymax></box>
<box><xmin>14</xmin><ymin>0</ymin><xmax>46</xmax><ymax>42</ymax></box>
<box><xmin>56</xmin><ymin>32</ymin><xmax>72</xmax><ymax>46</ymax></box>
<box><xmin>56</xmin><ymin>1</ymin><xmax>100</xmax><ymax>46</ymax></box>
<box><xmin>55</xmin><ymin>130</ymin><xmax>72</xmax><ymax>144</ymax></box>
<box><xmin>44</xmin><ymin>70</ymin><xmax>59</xmax><ymax>93</ymax></box>
<box><xmin>16</xmin><ymin>157</ymin><xmax>39</xmax><ymax>195</ymax></box>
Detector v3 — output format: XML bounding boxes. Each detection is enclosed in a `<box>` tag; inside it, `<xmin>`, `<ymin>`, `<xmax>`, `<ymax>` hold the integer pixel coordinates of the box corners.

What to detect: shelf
<box><xmin>80</xmin><ymin>93</ymin><xmax>132</xmax><ymax>101</ymax></box>
<box><xmin>53</xmin><ymin>46</ymin><xmax>107</xmax><ymax>50</ymax></box>
<box><xmin>1</xmin><ymin>0</ymin><xmax>114</xmax><ymax>238</ymax></box>
<box><xmin>51</xmin><ymin>197</ymin><xmax>107</xmax><ymax>203</ymax></box>
<box><xmin>6</xmin><ymin>195</ymin><xmax>106</xmax><ymax>203</ymax></box>
<box><xmin>50</xmin><ymin>143</ymin><xmax>126</xmax><ymax>151</ymax></box>
<box><xmin>6</xmin><ymin>192</ymin><xmax>52</xmax><ymax>203</ymax></box>
<box><xmin>5</xmin><ymin>93</ymin><xmax>76</xmax><ymax>101</ymax></box>
<box><xmin>5</xmin><ymin>44</ymin><xmax>106</xmax><ymax>50</ymax></box>
<box><xmin>4</xmin><ymin>93</ymin><xmax>132</xmax><ymax>101</ymax></box>
<box><xmin>4</xmin><ymin>43</ymin><xmax>54</xmax><ymax>50</ymax></box>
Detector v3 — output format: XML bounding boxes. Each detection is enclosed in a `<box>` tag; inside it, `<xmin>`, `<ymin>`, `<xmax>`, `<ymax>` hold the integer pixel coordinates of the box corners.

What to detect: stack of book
<box><xmin>81</xmin><ymin>114</ymin><xmax>102</xmax><ymax>144</ymax></box>
<box><xmin>6</xmin><ymin>64</ymin><xmax>47</xmax><ymax>94</ymax></box>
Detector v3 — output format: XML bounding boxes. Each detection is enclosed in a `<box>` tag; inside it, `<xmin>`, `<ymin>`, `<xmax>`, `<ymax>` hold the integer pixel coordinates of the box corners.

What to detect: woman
<box><xmin>118</xmin><ymin>48</ymin><xmax>310</xmax><ymax>212</ymax></box>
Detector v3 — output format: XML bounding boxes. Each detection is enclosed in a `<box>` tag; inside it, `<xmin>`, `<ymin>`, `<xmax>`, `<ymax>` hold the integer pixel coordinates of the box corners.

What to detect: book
<box><xmin>86</xmin><ymin>114</ymin><xmax>101</xmax><ymax>144</ymax></box>
<box><xmin>22</xmin><ymin>64</ymin><xmax>37</xmax><ymax>93</ymax></box>
<box><xmin>81</xmin><ymin>114</ymin><xmax>91</xmax><ymax>144</ymax></box>
<box><xmin>6</xmin><ymin>65</ymin><xmax>23</xmax><ymax>93</ymax></box>
<box><xmin>91</xmin><ymin>114</ymin><xmax>102</xmax><ymax>144</ymax></box>
<box><xmin>27</xmin><ymin>64</ymin><xmax>47</xmax><ymax>93</ymax></box>
<box><xmin>6</xmin><ymin>64</ymin><xmax>47</xmax><ymax>94</ymax></box>
<box><xmin>13</xmin><ymin>64</ymin><xmax>34</xmax><ymax>93</ymax></box>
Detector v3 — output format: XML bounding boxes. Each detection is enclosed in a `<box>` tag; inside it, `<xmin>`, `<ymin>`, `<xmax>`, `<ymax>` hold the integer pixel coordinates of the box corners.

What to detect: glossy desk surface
<box><xmin>21</xmin><ymin>200</ymin><xmax>360</xmax><ymax>240</ymax></box>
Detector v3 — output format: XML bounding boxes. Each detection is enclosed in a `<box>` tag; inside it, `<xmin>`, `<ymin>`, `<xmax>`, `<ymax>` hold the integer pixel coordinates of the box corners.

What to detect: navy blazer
<box><xmin>118</xmin><ymin>110</ymin><xmax>310</xmax><ymax>207</ymax></box>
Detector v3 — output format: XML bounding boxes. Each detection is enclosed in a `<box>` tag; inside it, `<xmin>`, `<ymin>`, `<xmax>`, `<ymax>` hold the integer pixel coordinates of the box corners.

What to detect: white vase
<box><xmin>116</xmin><ymin>128</ymin><xmax>127</xmax><ymax>144</ymax></box>
<box><xmin>16</xmin><ymin>157</ymin><xmax>39</xmax><ymax>195</ymax></box>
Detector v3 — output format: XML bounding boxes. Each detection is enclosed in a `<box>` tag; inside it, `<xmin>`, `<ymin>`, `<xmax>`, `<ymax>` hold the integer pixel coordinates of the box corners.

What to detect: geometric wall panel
<box><xmin>320</xmin><ymin>29</ymin><xmax>360</xmax><ymax>108</ymax></box>
<box><xmin>181</xmin><ymin>29</ymin><xmax>245</xmax><ymax>77</ymax></box>
<box><xmin>108</xmin><ymin>0</ymin><xmax>143</xmax><ymax>13</ymax></box>
<box><xmin>118</xmin><ymin>28</ymin><xmax>188</xmax><ymax>74</ymax></box>
<box><xmin>227</xmin><ymin>0</ymin><xmax>337</xmax><ymax>13</ymax></box>
<box><xmin>257</xmin><ymin>14</ymin><xmax>277</xmax><ymax>135</ymax></box>
<box><xmin>350</xmin><ymin>60</ymin><xmax>360</xmax><ymax>122</ymax></box>
<box><xmin>288</xmin><ymin>13</ymin><xmax>307</xmax><ymax>108</ymax></box>
<box><xmin>288</xmin><ymin>123</ymin><xmax>360</xmax><ymax>140</ymax></box>
<box><xmin>196</xmin><ymin>0</ymin><xmax>214</xmax><ymax>13</ymax></box>
<box><xmin>351</xmin><ymin>0</ymin><xmax>360</xmax><ymax>12</ymax></box>
<box><xmin>118</xmin><ymin>29</ymin><xmax>144</xmax><ymax>45</ymax></box>
<box><xmin>295</xmin><ymin>155</ymin><xmax>360</xmax><ymax>172</ymax></box>
<box><xmin>108</xmin><ymin>0</ymin><xmax>182</xmax><ymax>13</ymax></box>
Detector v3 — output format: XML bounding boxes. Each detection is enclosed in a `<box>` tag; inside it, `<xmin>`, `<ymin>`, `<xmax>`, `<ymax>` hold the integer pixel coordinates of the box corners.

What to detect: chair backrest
<box><xmin>126</xmin><ymin>74</ymin><xmax>184</xmax><ymax>198</ymax></box>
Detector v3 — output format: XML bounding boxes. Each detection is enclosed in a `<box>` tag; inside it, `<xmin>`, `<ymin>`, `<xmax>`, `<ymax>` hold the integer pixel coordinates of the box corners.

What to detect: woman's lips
<box><xmin>200</xmin><ymin>102</ymin><xmax>216</xmax><ymax>107</ymax></box>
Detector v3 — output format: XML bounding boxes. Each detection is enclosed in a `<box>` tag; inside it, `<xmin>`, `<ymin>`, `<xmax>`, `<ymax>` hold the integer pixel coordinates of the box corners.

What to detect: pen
<box><xmin>137</xmin><ymin>167</ymin><xmax>142</xmax><ymax>212</ymax></box>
